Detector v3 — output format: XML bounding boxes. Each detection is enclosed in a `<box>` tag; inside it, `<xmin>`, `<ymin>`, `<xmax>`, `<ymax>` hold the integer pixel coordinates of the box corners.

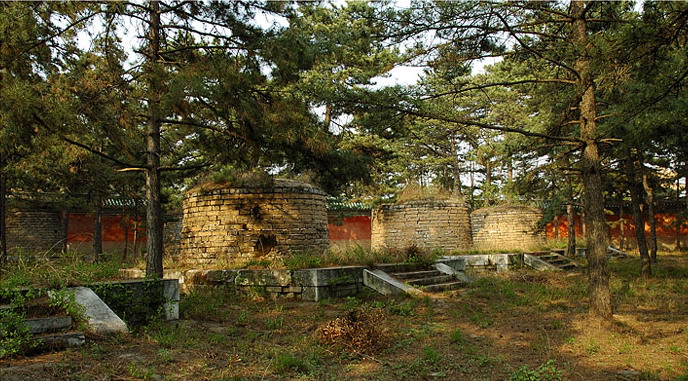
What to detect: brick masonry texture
<box><xmin>6</xmin><ymin>211</ymin><xmax>65</xmax><ymax>254</ymax></box>
<box><xmin>179</xmin><ymin>179</ymin><xmax>329</xmax><ymax>265</ymax></box>
<box><xmin>470</xmin><ymin>205</ymin><xmax>545</xmax><ymax>251</ymax></box>
<box><xmin>371</xmin><ymin>199</ymin><xmax>473</xmax><ymax>252</ymax></box>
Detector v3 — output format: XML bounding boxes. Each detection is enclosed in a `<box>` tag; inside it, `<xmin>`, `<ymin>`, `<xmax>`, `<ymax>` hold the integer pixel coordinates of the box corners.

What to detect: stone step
<box><xmin>423</xmin><ymin>281</ymin><xmax>467</xmax><ymax>292</ymax></box>
<box><xmin>543</xmin><ymin>257</ymin><xmax>569</xmax><ymax>264</ymax></box>
<box><xmin>33</xmin><ymin>331</ymin><xmax>86</xmax><ymax>352</ymax></box>
<box><xmin>406</xmin><ymin>275</ymin><xmax>456</xmax><ymax>286</ymax></box>
<box><xmin>391</xmin><ymin>270</ymin><xmax>441</xmax><ymax>280</ymax></box>
<box><xmin>25</xmin><ymin>316</ymin><xmax>73</xmax><ymax>335</ymax></box>
<box><xmin>374</xmin><ymin>263</ymin><xmax>429</xmax><ymax>273</ymax></box>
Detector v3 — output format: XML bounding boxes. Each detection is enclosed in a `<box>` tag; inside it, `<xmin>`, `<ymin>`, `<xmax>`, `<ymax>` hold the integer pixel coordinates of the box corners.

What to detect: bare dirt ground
<box><xmin>1</xmin><ymin>256</ymin><xmax>687</xmax><ymax>380</ymax></box>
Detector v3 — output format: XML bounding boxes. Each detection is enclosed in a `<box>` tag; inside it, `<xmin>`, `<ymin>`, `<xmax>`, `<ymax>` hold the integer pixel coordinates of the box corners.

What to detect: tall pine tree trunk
<box><xmin>61</xmin><ymin>210</ymin><xmax>69</xmax><ymax>254</ymax></box>
<box><xmin>567</xmin><ymin>203</ymin><xmax>576</xmax><ymax>257</ymax></box>
<box><xmin>123</xmin><ymin>215</ymin><xmax>130</xmax><ymax>261</ymax></box>
<box><xmin>626</xmin><ymin>155</ymin><xmax>651</xmax><ymax>277</ymax></box>
<box><xmin>572</xmin><ymin>1</ymin><xmax>612</xmax><ymax>318</ymax></box>
<box><xmin>469</xmin><ymin>162</ymin><xmax>475</xmax><ymax>206</ymax></box>
<box><xmin>642</xmin><ymin>172</ymin><xmax>658</xmax><ymax>262</ymax></box>
<box><xmin>0</xmin><ymin>153</ymin><xmax>6</xmax><ymax>262</ymax></box>
<box><xmin>450</xmin><ymin>137</ymin><xmax>462</xmax><ymax>196</ymax></box>
<box><xmin>619</xmin><ymin>202</ymin><xmax>625</xmax><ymax>250</ymax></box>
<box><xmin>145</xmin><ymin>0</ymin><xmax>163</xmax><ymax>278</ymax></box>
<box><xmin>93</xmin><ymin>199</ymin><xmax>103</xmax><ymax>261</ymax></box>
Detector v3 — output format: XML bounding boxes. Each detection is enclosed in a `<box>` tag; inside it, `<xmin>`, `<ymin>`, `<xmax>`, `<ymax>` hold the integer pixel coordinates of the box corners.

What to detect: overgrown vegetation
<box><xmin>0</xmin><ymin>251</ymin><xmax>121</xmax><ymax>289</ymax></box>
<box><xmin>1</xmin><ymin>255</ymin><xmax>687</xmax><ymax>379</ymax></box>
<box><xmin>0</xmin><ymin>287</ymin><xmax>85</xmax><ymax>358</ymax></box>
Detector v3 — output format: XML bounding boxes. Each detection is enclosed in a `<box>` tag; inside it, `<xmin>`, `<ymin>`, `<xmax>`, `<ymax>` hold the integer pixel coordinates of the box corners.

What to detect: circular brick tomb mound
<box><xmin>371</xmin><ymin>198</ymin><xmax>472</xmax><ymax>252</ymax></box>
<box><xmin>470</xmin><ymin>204</ymin><xmax>545</xmax><ymax>251</ymax></box>
<box><xmin>180</xmin><ymin>179</ymin><xmax>329</xmax><ymax>266</ymax></box>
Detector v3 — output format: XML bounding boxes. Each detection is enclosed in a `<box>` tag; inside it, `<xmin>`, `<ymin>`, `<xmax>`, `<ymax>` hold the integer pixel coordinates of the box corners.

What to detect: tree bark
<box><xmin>677</xmin><ymin>175</ymin><xmax>682</xmax><ymax>250</ymax></box>
<box><xmin>93</xmin><ymin>197</ymin><xmax>103</xmax><ymax>260</ymax></box>
<box><xmin>567</xmin><ymin>203</ymin><xmax>576</xmax><ymax>257</ymax></box>
<box><xmin>449</xmin><ymin>137</ymin><xmax>462</xmax><ymax>196</ymax></box>
<box><xmin>0</xmin><ymin>153</ymin><xmax>6</xmax><ymax>262</ymax></box>
<box><xmin>485</xmin><ymin>159</ymin><xmax>492</xmax><ymax>186</ymax></box>
<box><xmin>619</xmin><ymin>202</ymin><xmax>625</xmax><ymax>250</ymax></box>
<box><xmin>61</xmin><ymin>210</ymin><xmax>69</xmax><ymax>254</ymax></box>
<box><xmin>642</xmin><ymin>172</ymin><xmax>658</xmax><ymax>262</ymax></box>
<box><xmin>554</xmin><ymin>215</ymin><xmax>559</xmax><ymax>239</ymax></box>
<box><xmin>145</xmin><ymin>0</ymin><xmax>164</xmax><ymax>278</ymax></box>
<box><xmin>572</xmin><ymin>1</ymin><xmax>612</xmax><ymax>318</ymax></box>
<box><xmin>469</xmin><ymin>161</ymin><xmax>475</xmax><ymax>206</ymax></box>
<box><xmin>123</xmin><ymin>215</ymin><xmax>129</xmax><ymax>261</ymax></box>
<box><xmin>626</xmin><ymin>156</ymin><xmax>651</xmax><ymax>277</ymax></box>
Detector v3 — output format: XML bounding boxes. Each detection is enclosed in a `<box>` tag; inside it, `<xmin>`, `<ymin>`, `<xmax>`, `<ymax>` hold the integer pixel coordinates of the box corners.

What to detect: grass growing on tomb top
<box><xmin>395</xmin><ymin>183</ymin><xmax>460</xmax><ymax>203</ymax></box>
<box><xmin>189</xmin><ymin>169</ymin><xmax>275</xmax><ymax>193</ymax></box>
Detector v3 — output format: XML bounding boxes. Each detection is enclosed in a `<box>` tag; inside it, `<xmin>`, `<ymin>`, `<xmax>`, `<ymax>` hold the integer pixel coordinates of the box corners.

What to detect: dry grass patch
<box><xmin>316</xmin><ymin>306</ymin><xmax>390</xmax><ymax>354</ymax></box>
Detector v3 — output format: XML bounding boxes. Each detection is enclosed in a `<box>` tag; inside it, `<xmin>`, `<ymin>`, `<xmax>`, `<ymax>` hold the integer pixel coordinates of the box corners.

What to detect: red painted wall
<box><xmin>546</xmin><ymin>213</ymin><xmax>688</xmax><ymax>238</ymax></box>
<box><xmin>67</xmin><ymin>214</ymin><xmax>145</xmax><ymax>243</ymax></box>
<box><xmin>328</xmin><ymin>216</ymin><xmax>371</xmax><ymax>241</ymax></box>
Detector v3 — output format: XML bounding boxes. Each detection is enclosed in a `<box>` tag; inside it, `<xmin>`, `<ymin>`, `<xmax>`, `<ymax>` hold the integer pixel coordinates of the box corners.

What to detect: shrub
<box><xmin>316</xmin><ymin>306</ymin><xmax>389</xmax><ymax>354</ymax></box>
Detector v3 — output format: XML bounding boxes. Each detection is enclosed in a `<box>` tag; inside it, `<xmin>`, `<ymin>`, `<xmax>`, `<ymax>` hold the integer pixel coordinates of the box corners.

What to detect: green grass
<box><xmin>0</xmin><ymin>251</ymin><xmax>122</xmax><ymax>289</ymax></box>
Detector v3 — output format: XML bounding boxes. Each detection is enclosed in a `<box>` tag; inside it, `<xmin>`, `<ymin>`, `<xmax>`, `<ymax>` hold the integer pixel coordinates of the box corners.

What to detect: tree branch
<box><xmin>422</xmin><ymin>78</ymin><xmax>576</xmax><ymax>100</ymax></box>
<box><xmin>32</xmin><ymin>113</ymin><xmax>146</xmax><ymax>170</ymax></box>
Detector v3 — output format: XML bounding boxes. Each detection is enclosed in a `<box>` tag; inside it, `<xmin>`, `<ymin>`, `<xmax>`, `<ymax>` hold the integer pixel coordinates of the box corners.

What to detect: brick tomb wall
<box><xmin>7</xmin><ymin>210</ymin><xmax>65</xmax><ymax>254</ymax></box>
<box><xmin>470</xmin><ymin>205</ymin><xmax>545</xmax><ymax>251</ymax></box>
<box><xmin>179</xmin><ymin>180</ymin><xmax>329</xmax><ymax>266</ymax></box>
<box><xmin>371</xmin><ymin>199</ymin><xmax>472</xmax><ymax>252</ymax></box>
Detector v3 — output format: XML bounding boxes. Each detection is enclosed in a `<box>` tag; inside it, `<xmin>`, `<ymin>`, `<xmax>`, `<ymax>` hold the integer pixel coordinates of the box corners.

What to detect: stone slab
<box><xmin>433</xmin><ymin>263</ymin><xmax>473</xmax><ymax>284</ymax></box>
<box><xmin>35</xmin><ymin>331</ymin><xmax>86</xmax><ymax>349</ymax></box>
<box><xmin>25</xmin><ymin>316</ymin><xmax>72</xmax><ymax>335</ymax></box>
<box><xmin>436</xmin><ymin>257</ymin><xmax>467</xmax><ymax>271</ymax></box>
<box><xmin>61</xmin><ymin>287</ymin><xmax>128</xmax><ymax>335</ymax></box>
<box><xmin>523</xmin><ymin>254</ymin><xmax>561</xmax><ymax>271</ymax></box>
<box><xmin>363</xmin><ymin>269</ymin><xmax>422</xmax><ymax>296</ymax></box>
<box><xmin>292</xmin><ymin>266</ymin><xmax>365</xmax><ymax>287</ymax></box>
<box><xmin>90</xmin><ymin>279</ymin><xmax>180</xmax><ymax>322</ymax></box>
<box><xmin>235</xmin><ymin>270</ymin><xmax>292</xmax><ymax>286</ymax></box>
<box><xmin>442</xmin><ymin>254</ymin><xmax>521</xmax><ymax>272</ymax></box>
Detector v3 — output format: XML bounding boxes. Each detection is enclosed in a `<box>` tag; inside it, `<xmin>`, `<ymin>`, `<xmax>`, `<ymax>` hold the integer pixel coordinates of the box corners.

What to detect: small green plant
<box><xmin>386</xmin><ymin>299</ymin><xmax>416</xmax><ymax>316</ymax></box>
<box><xmin>236</xmin><ymin>310</ymin><xmax>250</xmax><ymax>325</ymax></box>
<box><xmin>342</xmin><ymin>296</ymin><xmax>362</xmax><ymax>311</ymax></box>
<box><xmin>422</xmin><ymin>346</ymin><xmax>440</xmax><ymax>365</ymax></box>
<box><xmin>243</xmin><ymin>259</ymin><xmax>272</xmax><ymax>268</ymax></box>
<box><xmin>449</xmin><ymin>329</ymin><xmax>468</xmax><ymax>345</ymax></box>
<box><xmin>508</xmin><ymin>359</ymin><xmax>562</xmax><ymax>381</ymax></box>
<box><xmin>470</xmin><ymin>312</ymin><xmax>493</xmax><ymax>328</ymax></box>
<box><xmin>586</xmin><ymin>340</ymin><xmax>600</xmax><ymax>355</ymax></box>
<box><xmin>0</xmin><ymin>308</ymin><xmax>35</xmax><ymax>358</ymax></box>
<box><xmin>127</xmin><ymin>361</ymin><xmax>155</xmax><ymax>380</ymax></box>
<box><xmin>48</xmin><ymin>288</ymin><xmax>87</xmax><ymax>328</ymax></box>
<box><xmin>265</xmin><ymin>316</ymin><xmax>284</xmax><ymax>330</ymax></box>
<box><xmin>157</xmin><ymin>348</ymin><xmax>173</xmax><ymax>363</ymax></box>
<box><xmin>274</xmin><ymin>352</ymin><xmax>310</xmax><ymax>374</ymax></box>
<box><xmin>669</xmin><ymin>345</ymin><xmax>684</xmax><ymax>354</ymax></box>
<box><xmin>284</xmin><ymin>251</ymin><xmax>322</xmax><ymax>270</ymax></box>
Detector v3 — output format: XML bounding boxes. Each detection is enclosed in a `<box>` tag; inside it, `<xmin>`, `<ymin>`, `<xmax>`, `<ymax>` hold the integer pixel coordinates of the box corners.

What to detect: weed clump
<box><xmin>316</xmin><ymin>306</ymin><xmax>389</xmax><ymax>354</ymax></box>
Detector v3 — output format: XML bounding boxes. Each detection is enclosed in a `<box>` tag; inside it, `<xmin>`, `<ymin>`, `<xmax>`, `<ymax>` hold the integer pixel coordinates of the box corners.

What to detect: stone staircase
<box><xmin>389</xmin><ymin>268</ymin><xmax>466</xmax><ymax>292</ymax></box>
<box><xmin>364</xmin><ymin>262</ymin><xmax>470</xmax><ymax>295</ymax></box>
<box><xmin>0</xmin><ymin>296</ymin><xmax>85</xmax><ymax>354</ymax></box>
<box><xmin>607</xmin><ymin>246</ymin><xmax>632</xmax><ymax>260</ymax></box>
<box><xmin>527</xmin><ymin>250</ymin><xmax>581</xmax><ymax>271</ymax></box>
